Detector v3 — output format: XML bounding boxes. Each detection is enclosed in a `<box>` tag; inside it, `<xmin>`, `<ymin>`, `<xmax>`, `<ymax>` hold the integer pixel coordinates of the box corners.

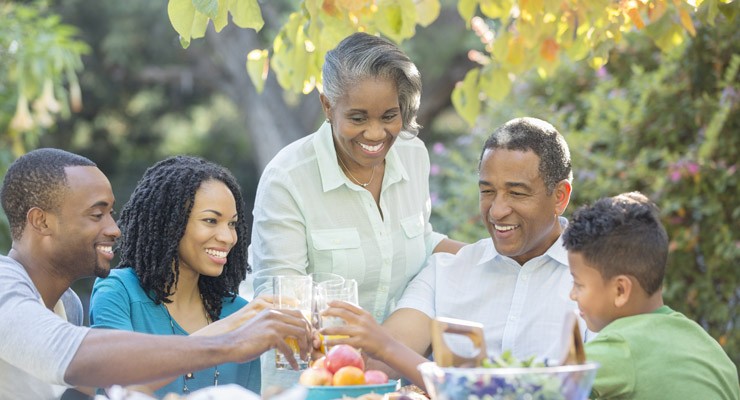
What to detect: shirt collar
<box><xmin>314</xmin><ymin>121</ymin><xmax>409</xmax><ymax>192</ymax></box>
<box><xmin>477</xmin><ymin>217</ymin><xmax>570</xmax><ymax>267</ymax></box>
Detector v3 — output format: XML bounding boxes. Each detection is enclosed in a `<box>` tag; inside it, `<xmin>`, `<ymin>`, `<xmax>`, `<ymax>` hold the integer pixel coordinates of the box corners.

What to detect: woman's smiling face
<box><xmin>322</xmin><ymin>76</ymin><xmax>402</xmax><ymax>170</ymax></box>
<box><xmin>177</xmin><ymin>179</ymin><xmax>238</xmax><ymax>278</ymax></box>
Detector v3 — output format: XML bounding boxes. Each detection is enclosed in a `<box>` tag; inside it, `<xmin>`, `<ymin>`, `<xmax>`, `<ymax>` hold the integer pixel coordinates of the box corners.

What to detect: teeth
<box><xmin>359</xmin><ymin>142</ymin><xmax>383</xmax><ymax>152</ymax></box>
<box><xmin>494</xmin><ymin>225</ymin><xmax>518</xmax><ymax>232</ymax></box>
<box><xmin>205</xmin><ymin>249</ymin><xmax>228</xmax><ymax>259</ymax></box>
<box><xmin>97</xmin><ymin>245</ymin><xmax>113</xmax><ymax>254</ymax></box>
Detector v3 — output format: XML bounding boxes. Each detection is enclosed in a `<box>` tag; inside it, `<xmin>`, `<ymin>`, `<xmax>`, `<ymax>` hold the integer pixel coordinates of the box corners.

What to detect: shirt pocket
<box><xmin>310</xmin><ymin>228</ymin><xmax>365</xmax><ymax>284</ymax></box>
<box><xmin>400</xmin><ymin>213</ymin><xmax>427</xmax><ymax>278</ymax></box>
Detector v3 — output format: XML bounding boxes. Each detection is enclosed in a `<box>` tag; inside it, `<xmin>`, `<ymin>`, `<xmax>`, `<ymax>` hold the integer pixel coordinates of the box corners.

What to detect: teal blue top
<box><xmin>89</xmin><ymin>268</ymin><xmax>260</xmax><ymax>397</ymax></box>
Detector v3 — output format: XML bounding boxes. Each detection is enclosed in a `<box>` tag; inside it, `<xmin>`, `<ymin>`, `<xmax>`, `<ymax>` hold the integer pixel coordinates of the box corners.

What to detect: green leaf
<box><xmin>416</xmin><ymin>0</ymin><xmax>440</xmax><ymax>27</ymax></box>
<box><xmin>191</xmin><ymin>11</ymin><xmax>210</xmax><ymax>39</ymax></box>
<box><xmin>212</xmin><ymin>0</ymin><xmax>230</xmax><ymax>32</ymax></box>
<box><xmin>480</xmin><ymin>0</ymin><xmax>511</xmax><ymax>19</ymax></box>
<box><xmin>480</xmin><ymin>66</ymin><xmax>511</xmax><ymax>101</ymax></box>
<box><xmin>451</xmin><ymin>68</ymin><xmax>481</xmax><ymax>126</ymax></box>
<box><xmin>246</xmin><ymin>49</ymin><xmax>268</xmax><ymax>93</ymax></box>
<box><xmin>228</xmin><ymin>0</ymin><xmax>264</xmax><ymax>31</ymax></box>
<box><xmin>168</xmin><ymin>0</ymin><xmax>197</xmax><ymax>48</ymax></box>
<box><xmin>376</xmin><ymin>0</ymin><xmax>417</xmax><ymax>42</ymax></box>
<box><xmin>458</xmin><ymin>0</ymin><xmax>479</xmax><ymax>28</ymax></box>
<box><xmin>192</xmin><ymin>0</ymin><xmax>218</xmax><ymax>19</ymax></box>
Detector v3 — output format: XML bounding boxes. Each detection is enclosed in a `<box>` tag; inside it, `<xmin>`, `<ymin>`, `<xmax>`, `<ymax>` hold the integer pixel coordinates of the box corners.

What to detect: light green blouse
<box><xmin>251</xmin><ymin>121</ymin><xmax>446</xmax><ymax>322</ymax></box>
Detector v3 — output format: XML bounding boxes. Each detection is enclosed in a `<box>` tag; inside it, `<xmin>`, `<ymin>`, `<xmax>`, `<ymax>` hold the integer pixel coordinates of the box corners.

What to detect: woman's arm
<box><xmin>432</xmin><ymin>238</ymin><xmax>467</xmax><ymax>254</ymax></box>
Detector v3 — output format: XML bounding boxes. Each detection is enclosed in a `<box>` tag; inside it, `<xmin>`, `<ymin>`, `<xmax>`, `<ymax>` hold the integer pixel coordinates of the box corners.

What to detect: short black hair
<box><xmin>563</xmin><ymin>192</ymin><xmax>668</xmax><ymax>295</ymax></box>
<box><xmin>115</xmin><ymin>155</ymin><xmax>249</xmax><ymax>321</ymax></box>
<box><xmin>480</xmin><ymin>117</ymin><xmax>572</xmax><ymax>194</ymax></box>
<box><xmin>1</xmin><ymin>148</ymin><xmax>96</xmax><ymax>240</ymax></box>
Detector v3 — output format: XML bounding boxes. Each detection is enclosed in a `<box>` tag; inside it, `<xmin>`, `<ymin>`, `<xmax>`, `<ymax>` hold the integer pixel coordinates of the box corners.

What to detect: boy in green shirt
<box><xmin>562</xmin><ymin>192</ymin><xmax>739</xmax><ymax>400</ymax></box>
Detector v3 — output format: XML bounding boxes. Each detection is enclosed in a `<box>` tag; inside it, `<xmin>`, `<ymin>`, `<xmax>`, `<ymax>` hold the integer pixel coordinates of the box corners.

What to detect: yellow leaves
<box><xmin>451</xmin><ymin>69</ymin><xmax>481</xmax><ymax>126</ymax></box>
<box><xmin>540</xmin><ymin>37</ymin><xmax>559</xmax><ymax>62</ymax></box>
<box><xmin>246</xmin><ymin>49</ymin><xmax>269</xmax><ymax>93</ymax></box>
<box><xmin>480</xmin><ymin>66</ymin><xmax>512</xmax><ymax>101</ymax></box>
<box><xmin>168</xmin><ymin>0</ymin><xmax>263</xmax><ymax>49</ymax></box>
<box><xmin>480</xmin><ymin>0</ymin><xmax>514</xmax><ymax>19</ymax></box>
<box><xmin>416</xmin><ymin>0</ymin><xmax>441</xmax><ymax>27</ymax></box>
<box><xmin>678</xmin><ymin>8</ymin><xmax>696</xmax><ymax>36</ymax></box>
<box><xmin>625</xmin><ymin>0</ymin><xmax>646</xmax><ymax>29</ymax></box>
<box><xmin>458</xmin><ymin>0</ymin><xmax>479</xmax><ymax>27</ymax></box>
<box><xmin>505</xmin><ymin>35</ymin><xmax>526</xmax><ymax>66</ymax></box>
<box><xmin>375</xmin><ymin>0</ymin><xmax>417</xmax><ymax>42</ymax></box>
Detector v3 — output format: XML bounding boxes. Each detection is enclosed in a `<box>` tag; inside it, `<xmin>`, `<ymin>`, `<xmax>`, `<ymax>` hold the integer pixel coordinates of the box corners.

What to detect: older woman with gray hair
<box><xmin>250</xmin><ymin>32</ymin><xmax>465</xmax><ymax>390</ymax></box>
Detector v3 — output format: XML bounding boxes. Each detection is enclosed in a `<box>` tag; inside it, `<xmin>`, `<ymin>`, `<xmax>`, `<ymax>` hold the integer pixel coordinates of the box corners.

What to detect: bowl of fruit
<box><xmin>418</xmin><ymin>352</ymin><xmax>599</xmax><ymax>400</ymax></box>
<box><xmin>300</xmin><ymin>345</ymin><xmax>400</xmax><ymax>400</ymax></box>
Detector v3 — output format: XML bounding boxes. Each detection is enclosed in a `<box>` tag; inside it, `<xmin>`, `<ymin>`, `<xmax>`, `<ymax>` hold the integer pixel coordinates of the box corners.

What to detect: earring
<box><xmin>326</xmin><ymin>118</ymin><xmax>330</xmax><ymax>123</ymax></box>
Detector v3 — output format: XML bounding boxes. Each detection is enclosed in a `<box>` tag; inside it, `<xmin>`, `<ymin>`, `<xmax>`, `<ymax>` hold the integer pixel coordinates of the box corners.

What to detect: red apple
<box><xmin>299</xmin><ymin>367</ymin><xmax>333</xmax><ymax>386</ymax></box>
<box><xmin>325</xmin><ymin>344</ymin><xmax>365</xmax><ymax>374</ymax></box>
<box><xmin>364</xmin><ymin>370</ymin><xmax>389</xmax><ymax>384</ymax></box>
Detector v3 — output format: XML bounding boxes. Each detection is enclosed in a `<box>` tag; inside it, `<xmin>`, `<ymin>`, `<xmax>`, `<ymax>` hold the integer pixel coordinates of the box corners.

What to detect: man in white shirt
<box><xmin>0</xmin><ymin>149</ymin><xmax>311</xmax><ymax>400</ymax></box>
<box><xmin>321</xmin><ymin>117</ymin><xmax>585</xmax><ymax>387</ymax></box>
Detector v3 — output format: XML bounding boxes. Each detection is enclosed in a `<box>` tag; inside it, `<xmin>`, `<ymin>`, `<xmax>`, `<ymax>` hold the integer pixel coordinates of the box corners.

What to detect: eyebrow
<box><xmin>200</xmin><ymin>209</ymin><xmax>238</xmax><ymax>218</ymax></box>
<box><xmin>90</xmin><ymin>201</ymin><xmax>112</xmax><ymax>209</ymax></box>
<box><xmin>477</xmin><ymin>180</ymin><xmax>533</xmax><ymax>191</ymax></box>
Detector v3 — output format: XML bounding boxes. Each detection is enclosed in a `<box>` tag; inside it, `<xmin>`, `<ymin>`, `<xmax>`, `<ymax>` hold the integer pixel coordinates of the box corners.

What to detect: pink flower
<box><xmin>430</xmin><ymin>164</ymin><xmax>441</xmax><ymax>176</ymax></box>
<box><xmin>669</xmin><ymin>170</ymin><xmax>682</xmax><ymax>182</ymax></box>
<box><xmin>432</xmin><ymin>142</ymin><xmax>446</xmax><ymax>155</ymax></box>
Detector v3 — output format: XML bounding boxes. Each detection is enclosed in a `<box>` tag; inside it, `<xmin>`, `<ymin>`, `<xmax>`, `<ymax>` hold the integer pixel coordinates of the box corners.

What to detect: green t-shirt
<box><xmin>586</xmin><ymin>305</ymin><xmax>739</xmax><ymax>400</ymax></box>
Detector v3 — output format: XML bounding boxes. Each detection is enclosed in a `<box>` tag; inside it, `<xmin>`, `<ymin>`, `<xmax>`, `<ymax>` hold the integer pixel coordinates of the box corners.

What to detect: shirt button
<box><xmin>509</xmin><ymin>315</ymin><xmax>516</xmax><ymax>321</ymax></box>
<box><xmin>521</xmin><ymin>274</ymin><xmax>529</xmax><ymax>281</ymax></box>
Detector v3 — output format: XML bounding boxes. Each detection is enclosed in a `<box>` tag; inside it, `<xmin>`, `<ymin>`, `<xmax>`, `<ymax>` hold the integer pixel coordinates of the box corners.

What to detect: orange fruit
<box><xmin>332</xmin><ymin>366</ymin><xmax>366</xmax><ymax>386</ymax></box>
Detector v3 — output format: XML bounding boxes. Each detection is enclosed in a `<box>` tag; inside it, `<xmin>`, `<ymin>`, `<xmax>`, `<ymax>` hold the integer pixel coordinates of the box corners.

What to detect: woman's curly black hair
<box><xmin>115</xmin><ymin>155</ymin><xmax>249</xmax><ymax>321</ymax></box>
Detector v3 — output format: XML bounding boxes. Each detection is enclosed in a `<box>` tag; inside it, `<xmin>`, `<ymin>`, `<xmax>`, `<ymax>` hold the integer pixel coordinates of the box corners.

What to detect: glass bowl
<box><xmin>418</xmin><ymin>362</ymin><xmax>599</xmax><ymax>400</ymax></box>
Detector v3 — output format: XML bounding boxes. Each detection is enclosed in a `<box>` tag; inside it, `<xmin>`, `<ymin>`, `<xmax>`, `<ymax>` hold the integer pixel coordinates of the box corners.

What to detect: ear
<box><xmin>319</xmin><ymin>94</ymin><xmax>332</xmax><ymax>120</ymax></box>
<box><xmin>26</xmin><ymin>207</ymin><xmax>55</xmax><ymax>236</ymax></box>
<box><xmin>553</xmin><ymin>179</ymin><xmax>572</xmax><ymax>216</ymax></box>
<box><xmin>612</xmin><ymin>275</ymin><xmax>633</xmax><ymax>308</ymax></box>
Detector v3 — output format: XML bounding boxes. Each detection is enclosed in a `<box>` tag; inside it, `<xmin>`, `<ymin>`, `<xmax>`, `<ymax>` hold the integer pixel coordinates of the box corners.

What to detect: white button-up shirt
<box><xmin>396</xmin><ymin>221</ymin><xmax>587</xmax><ymax>362</ymax></box>
<box><xmin>251</xmin><ymin>121</ymin><xmax>446</xmax><ymax>322</ymax></box>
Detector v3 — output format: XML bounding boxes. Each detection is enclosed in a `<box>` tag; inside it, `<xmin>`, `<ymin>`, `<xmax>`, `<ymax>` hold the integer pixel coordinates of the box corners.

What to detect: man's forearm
<box><xmin>64</xmin><ymin>329</ymin><xmax>233</xmax><ymax>387</ymax></box>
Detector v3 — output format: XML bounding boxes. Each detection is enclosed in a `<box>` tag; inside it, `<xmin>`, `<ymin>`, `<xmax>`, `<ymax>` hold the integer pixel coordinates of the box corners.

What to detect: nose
<box><xmin>363</xmin><ymin>120</ymin><xmax>387</xmax><ymax>141</ymax></box>
<box><xmin>216</xmin><ymin>223</ymin><xmax>237</xmax><ymax>245</ymax></box>
<box><xmin>105</xmin><ymin>214</ymin><xmax>121</xmax><ymax>239</ymax></box>
<box><xmin>489</xmin><ymin>195</ymin><xmax>511</xmax><ymax>221</ymax></box>
<box><xmin>569</xmin><ymin>285</ymin><xmax>577</xmax><ymax>301</ymax></box>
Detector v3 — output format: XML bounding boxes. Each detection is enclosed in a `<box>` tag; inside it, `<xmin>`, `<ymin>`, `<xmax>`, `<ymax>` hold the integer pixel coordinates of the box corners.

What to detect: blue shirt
<box><xmin>89</xmin><ymin>268</ymin><xmax>260</xmax><ymax>397</ymax></box>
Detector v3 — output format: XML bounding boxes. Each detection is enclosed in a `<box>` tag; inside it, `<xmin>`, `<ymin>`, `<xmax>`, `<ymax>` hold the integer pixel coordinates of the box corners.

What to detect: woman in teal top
<box><xmin>90</xmin><ymin>156</ymin><xmax>263</xmax><ymax>397</ymax></box>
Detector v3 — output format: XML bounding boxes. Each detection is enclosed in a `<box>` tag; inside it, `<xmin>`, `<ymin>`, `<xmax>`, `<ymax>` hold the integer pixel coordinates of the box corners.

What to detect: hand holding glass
<box><xmin>273</xmin><ymin>275</ymin><xmax>313</xmax><ymax>370</ymax></box>
<box><xmin>316</xmin><ymin>279</ymin><xmax>359</xmax><ymax>352</ymax></box>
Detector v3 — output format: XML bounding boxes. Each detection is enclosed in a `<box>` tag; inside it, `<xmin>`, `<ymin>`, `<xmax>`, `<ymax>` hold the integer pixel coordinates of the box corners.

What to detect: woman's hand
<box><xmin>318</xmin><ymin>300</ymin><xmax>395</xmax><ymax>360</ymax></box>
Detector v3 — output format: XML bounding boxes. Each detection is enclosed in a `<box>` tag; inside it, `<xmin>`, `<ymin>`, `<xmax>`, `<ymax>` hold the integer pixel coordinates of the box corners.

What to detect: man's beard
<box><xmin>94</xmin><ymin>263</ymin><xmax>110</xmax><ymax>279</ymax></box>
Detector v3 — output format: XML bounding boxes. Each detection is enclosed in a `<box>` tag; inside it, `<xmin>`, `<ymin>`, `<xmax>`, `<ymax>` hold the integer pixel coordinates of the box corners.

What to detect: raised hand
<box><xmin>227</xmin><ymin>308</ymin><xmax>312</xmax><ymax>370</ymax></box>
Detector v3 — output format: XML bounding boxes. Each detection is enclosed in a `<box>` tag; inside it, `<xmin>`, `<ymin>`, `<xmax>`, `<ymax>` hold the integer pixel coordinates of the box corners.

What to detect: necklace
<box><xmin>337</xmin><ymin>155</ymin><xmax>376</xmax><ymax>188</ymax></box>
<box><xmin>162</xmin><ymin>302</ymin><xmax>219</xmax><ymax>393</ymax></box>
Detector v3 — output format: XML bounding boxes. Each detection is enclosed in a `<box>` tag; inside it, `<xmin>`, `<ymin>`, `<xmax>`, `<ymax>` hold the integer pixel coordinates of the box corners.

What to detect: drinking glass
<box><xmin>309</xmin><ymin>272</ymin><xmax>345</xmax><ymax>328</ymax></box>
<box><xmin>316</xmin><ymin>279</ymin><xmax>359</xmax><ymax>352</ymax></box>
<box><xmin>273</xmin><ymin>275</ymin><xmax>313</xmax><ymax>370</ymax></box>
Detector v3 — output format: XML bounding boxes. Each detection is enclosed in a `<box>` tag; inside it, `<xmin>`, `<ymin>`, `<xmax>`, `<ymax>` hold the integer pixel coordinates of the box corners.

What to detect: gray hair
<box><xmin>480</xmin><ymin>117</ymin><xmax>573</xmax><ymax>194</ymax></box>
<box><xmin>322</xmin><ymin>32</ymin><xmax>422</xmax><ymax>137</ymax></box>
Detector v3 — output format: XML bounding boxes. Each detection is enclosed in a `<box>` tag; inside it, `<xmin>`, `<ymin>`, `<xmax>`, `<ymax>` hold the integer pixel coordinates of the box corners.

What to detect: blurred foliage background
<box><xmin>0</xmin><ymin>0</ymin><xmax>737</xmax><ymax>367</ymax></box>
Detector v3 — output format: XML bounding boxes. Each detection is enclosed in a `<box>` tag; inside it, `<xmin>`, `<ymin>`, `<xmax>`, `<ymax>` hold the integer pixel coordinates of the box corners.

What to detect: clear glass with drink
<box><xmin>316</xmin><ymin>279</ymin><xmax>359</xmax><ymax>352</ymax></box>
<box><xmin>272</xmin><ymin>275</ymin><xmax>313</xmax><ymax>370</ymax></box>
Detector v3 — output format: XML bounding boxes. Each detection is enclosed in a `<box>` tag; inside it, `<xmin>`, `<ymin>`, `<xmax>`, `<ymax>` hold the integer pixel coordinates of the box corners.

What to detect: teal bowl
<box><xmin>303</xmin><ymin>379</ymin><xmax>400</xmax><ymax>400</ymax></box>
